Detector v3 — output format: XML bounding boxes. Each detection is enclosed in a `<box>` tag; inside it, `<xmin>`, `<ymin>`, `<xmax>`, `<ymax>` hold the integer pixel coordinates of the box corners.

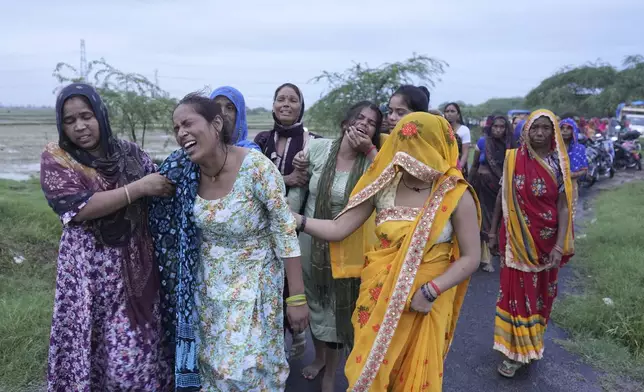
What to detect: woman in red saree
<box><xmin>489</xmin><ymin>109</ymin><xmax>574</xmax><ymax>377</ymax></box>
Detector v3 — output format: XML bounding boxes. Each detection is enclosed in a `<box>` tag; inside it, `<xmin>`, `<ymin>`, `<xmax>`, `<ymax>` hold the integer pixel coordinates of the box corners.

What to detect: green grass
<box><xmin>552</xmin><ymin>181</ymin><xmax>644</xmax><ymax>386</ymax></box>
<box><xmin>0</xmin><ymin>179</ymin><xmax>59</xmax><ymax>391</ymax></box>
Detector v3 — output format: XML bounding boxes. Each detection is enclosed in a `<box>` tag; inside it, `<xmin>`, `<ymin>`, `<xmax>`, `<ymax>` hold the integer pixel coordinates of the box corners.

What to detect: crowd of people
<box><xmin>40</xmin><ymin>81</ymin><xmax>587</xmax><ymax>391</ymax></box>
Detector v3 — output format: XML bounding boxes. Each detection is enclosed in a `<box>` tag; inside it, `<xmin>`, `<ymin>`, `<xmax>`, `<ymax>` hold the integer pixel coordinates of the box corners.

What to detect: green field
<box><xmin>0</xmin><ymin>179</ymin><xmax>59</xmax><ymax>391</ymax></box>
<box><xmin>553</xmin><ymin>182</ymin><xmax>644</xmax><ymax>387</ymax></box>
<box><xmin>0</xmin><ymin>108</ymin><xmax>275</xmax><ymax>181</ymax></box>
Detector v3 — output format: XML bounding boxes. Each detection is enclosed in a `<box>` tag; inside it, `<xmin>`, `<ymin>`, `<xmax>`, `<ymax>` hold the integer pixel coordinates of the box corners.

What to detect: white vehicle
<box><xmin>618</xmin><ymin>104</ymin><xmax>644</xmax><ymax>134</ymax></box>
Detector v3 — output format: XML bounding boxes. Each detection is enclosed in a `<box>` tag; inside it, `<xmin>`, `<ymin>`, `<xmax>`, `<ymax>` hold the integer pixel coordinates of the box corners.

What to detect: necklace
<box><xmin>402</xmin><ymin>175</ymin><xmax>431</xmax><ymax>192</ymax></box>
<box><xmin>201</xmin><ymin>147</ymin><xmax>229</xmax><ymax>182</ymax></box>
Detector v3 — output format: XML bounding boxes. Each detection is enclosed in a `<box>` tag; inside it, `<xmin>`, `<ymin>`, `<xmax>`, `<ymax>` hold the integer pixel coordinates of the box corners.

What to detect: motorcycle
<box><xmin>579</xmin><ymin>133</ymin><xmax>614</xmax><ymax>187</ymax></box>
<box><xmin>612</xmin><ymin>129</ymin><xmax>642</xmax><ymax>171</ymax></box>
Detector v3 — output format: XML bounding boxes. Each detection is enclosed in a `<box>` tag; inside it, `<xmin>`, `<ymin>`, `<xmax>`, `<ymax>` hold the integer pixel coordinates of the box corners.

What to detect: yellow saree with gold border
<box><xmin>330</xmin><ymin>113</ymin><xmax>481</xmax><ymax>391</ymax></box>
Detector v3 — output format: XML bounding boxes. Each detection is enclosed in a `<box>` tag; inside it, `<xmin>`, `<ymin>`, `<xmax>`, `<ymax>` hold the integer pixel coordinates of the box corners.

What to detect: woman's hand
<box><xmin>135</xmin><ymin>173</ymin><xmax>175</xmax><ymax>197</ymax></box>
<box><xmin>292</xmin><ymin>151</ymin><xmax>309</xmax><ymax>172</ymax></box>
<box><xmin>284</xmin><ymin>170</ymin><xmax>309</xmax><ymax>188</ymax></box>
<box><xmin>287</xmin><ymin>304</ymin><xmax>310</xmax><ymax>334</ymax></box>
<box><xmin>346</xmin><ymin>127</ymin><xmax>374</xmax><ymax>154</ymax></box>
<box><xmin>549</xmin><ymin>245</ymin><xmax>563</xmax><ymax>267</ymax></box>
<box><xmin>409</xmin><ymin>288</ymin><xmax>434</xmax><ymax>314</ymax></box>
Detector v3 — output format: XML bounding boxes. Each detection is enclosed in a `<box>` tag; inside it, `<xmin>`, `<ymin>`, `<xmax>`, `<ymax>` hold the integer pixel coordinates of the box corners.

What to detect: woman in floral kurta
<box><xmin>150</xmin><ymin>93</ymin><xmax>307</xmax><ymax>391</ymax></box>
<box><xmin>193</xmin><ymin>149</ymin><xmax>300</xmax><ymax>390</ymax></box>
<box><xmin>42</xmin><ymin>83</ymin><xmax>173</xmax><ymax>391</ymax></box>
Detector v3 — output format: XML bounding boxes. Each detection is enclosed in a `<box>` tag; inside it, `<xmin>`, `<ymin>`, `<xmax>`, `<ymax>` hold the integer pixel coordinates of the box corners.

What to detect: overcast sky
<box><xmin>1</xmin><ymin>0</ymin><xmax>642</xmax><ymax>108</ymax></box>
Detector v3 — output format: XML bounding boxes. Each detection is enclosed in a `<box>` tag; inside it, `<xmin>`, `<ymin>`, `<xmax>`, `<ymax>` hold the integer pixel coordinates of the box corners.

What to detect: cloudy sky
<box><xmin>1</xmin><ymin>0</ymin><xmax>642</xmax><ymax>108</ymax></box>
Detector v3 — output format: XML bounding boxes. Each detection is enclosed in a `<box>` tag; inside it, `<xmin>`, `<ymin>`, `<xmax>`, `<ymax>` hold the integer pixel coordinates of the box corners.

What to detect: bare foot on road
<box><xmin>302</xmin><ymin>357</ymin><xmax>325</xmax><ymax>380</ymax></box>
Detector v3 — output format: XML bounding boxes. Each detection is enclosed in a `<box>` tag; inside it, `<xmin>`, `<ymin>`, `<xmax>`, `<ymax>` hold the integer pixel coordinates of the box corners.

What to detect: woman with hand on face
<box><xmin>287</xmin><ymin>101</ymin><xmax>383</xmax><ymax>391</ymax></box>
<box><xmin>41</xmin><ymin>83</ymin><xmax>174</xmax><ymax>391</ymax></box>
<box><xmin>149</xmin><ymin>93</ymin><xmax>308</xmax><ymax>391</ymax></box>
<box><xmin>293</xmin><ymin>112</ymin><xmax>481</xmax><ymax>391</ymax></box>
<box><xmin>488</xmin><ymin>109</ymin><xmax>574</xmax><ymax>378</ymax></box>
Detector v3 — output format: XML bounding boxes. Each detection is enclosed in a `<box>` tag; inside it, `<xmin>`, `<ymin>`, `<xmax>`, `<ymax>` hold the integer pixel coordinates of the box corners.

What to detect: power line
<box><xmin>80</xmin><ymin>39</ymin><xmax>87</xmax><ymax>81</ymax></box>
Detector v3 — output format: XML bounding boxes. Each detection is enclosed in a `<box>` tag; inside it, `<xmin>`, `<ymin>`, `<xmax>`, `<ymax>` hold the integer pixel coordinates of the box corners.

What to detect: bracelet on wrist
<box><xmin>297</xmin><ymin>215</ymin><xmax>307</xmax><ymax>233</ymax></box>
<box><xmin>286</xmin><ymin>294</ymin><xmax>306</xmax><ymax>304</ymax></box>
<box><xmin>421</xmin><ymin>283</ymin><xmax>436</xmax><ymax>303</ymax></box>
<box><xmin>366</xmin><ymin>145</ymin><xmax>377</xmax><ymax>155</ymax></box>
<box><xmin>553</xmin><ymin>244</ymin><xmax>563</xmax><ymax>254</ymax></box>
<box><xmin>429</xmin><ymin>280</ymin><xmax>442</xmax><ymax>296</ymax></box>
<box><xmin>123</xmin><ymin>185</ymin><xmax>132</xmax><ymax>205</ymax></box>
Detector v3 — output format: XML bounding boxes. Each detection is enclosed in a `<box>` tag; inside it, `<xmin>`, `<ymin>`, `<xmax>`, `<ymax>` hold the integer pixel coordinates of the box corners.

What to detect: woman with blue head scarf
<box><xmin>209</xmin><ymin>86</ymin><xmax>259</xmax><ymax>150</ymax></box>
<box><xmin>560</xmin><ymin>118</ymin><xmax>588</xmax><ymax>219</ymax></box>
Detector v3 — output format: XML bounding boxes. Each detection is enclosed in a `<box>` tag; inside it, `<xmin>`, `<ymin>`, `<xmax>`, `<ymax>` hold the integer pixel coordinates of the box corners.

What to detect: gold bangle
<box><xmin>287</xmin><ymin>300</ymin><xmax>307</xmax><ymax>307</ymax></box>
<box><xmin>286</xmin><ymin>294</ymin><xmax>306</xmax><ymax>303</ymax></box>
<box><xmin>124</xmin><ymin>185</ymin><xmax>132</xmax><ymax>205</ymax></box>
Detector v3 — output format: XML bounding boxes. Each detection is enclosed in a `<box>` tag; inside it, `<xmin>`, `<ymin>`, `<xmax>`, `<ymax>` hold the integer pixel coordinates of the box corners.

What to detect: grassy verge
<box><xmin>0</xmin><ymin>179</ymin><xmax>60</xmax><ymax>391</ymax></box>
<box><xmin>552</xmin><ymin>181</ymin><xmax>644</xmax><ymax>387</ymax></box>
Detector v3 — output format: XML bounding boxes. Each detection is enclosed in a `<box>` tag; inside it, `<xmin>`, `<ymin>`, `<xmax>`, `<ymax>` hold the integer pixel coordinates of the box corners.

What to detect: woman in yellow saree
<box><xmin>293</xmin><ymin>112</ymin><xmax>481</xmax><ymax>391</ymax></box>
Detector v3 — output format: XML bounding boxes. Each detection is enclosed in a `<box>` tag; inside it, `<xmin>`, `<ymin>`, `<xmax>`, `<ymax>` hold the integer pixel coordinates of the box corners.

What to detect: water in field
<box><xmin>0</xmin><ymin>108</ymin><xmax>272</xmax><ymax>181</ymax></box>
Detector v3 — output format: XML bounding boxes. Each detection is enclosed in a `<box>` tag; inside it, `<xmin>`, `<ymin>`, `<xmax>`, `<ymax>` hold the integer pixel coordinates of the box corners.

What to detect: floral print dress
<box><xmin>40</xmin><ymin>142</ymin><xmax>171</xmax><ymax>391</ymax></box>
<box><xmin>192</xmin><ymin>149</ymin><xmax>300</xmax><ymax>391</ymax></box>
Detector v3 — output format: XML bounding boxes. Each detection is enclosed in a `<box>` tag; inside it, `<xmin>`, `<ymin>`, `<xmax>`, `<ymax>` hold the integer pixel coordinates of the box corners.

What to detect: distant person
<box><xmin>468</xmin><ymin>116</ymin><xmax>515</xmax><ymax>273</ymax></box>
<box><xmin>443</xmin><ymin>102</ymin><xmax>472</xmax><ymax>178</ymax></box>
<box><xmin>560</xmin><ymin>118</ymin><xmax>588</xmax><ymax>219</ymax></box>
<box><xmin>380</xmin><ymin>103</ymin><xmax>392</xmax><ymax>134</ymax></box>
<box><xmin>254</xmin><ymin>82</ymin><xmax>320</xmax><ymax>360</ymax></box>
<box><xmin>149</xmin><ymin>93</ymin><xmax>308</xmax><ymax>390</ymax></box>
<box><xmin>511</xmin><ymin>116</ymin><xmax>521</xmax><ymax>129</ymax></box>
<box><xmin>489</xmin><ymin>109</ymin><xmax>574</xmax><ymax>378</ymax></box>
<box><xmin>209</xmin><ymin>86</ymin><xmax>260</xmax><ymax>150</ymax></box>
<box><xmin>41</xmin><ymin>83</ymin><xmax>174</xmax><ymax>391</ymax></box>
<box><xmin>288</xmin><ymin>101</ymin><xmax>383</xmax><ymax>391</ymax></box>
<box><xmin>513</xmin><ymin>119</ymin><xmax>526</xmax><ymax>145</ymax></box>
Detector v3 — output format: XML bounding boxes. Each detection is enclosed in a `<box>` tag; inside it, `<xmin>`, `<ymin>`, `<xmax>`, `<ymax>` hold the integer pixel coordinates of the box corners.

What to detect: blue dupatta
<box><xmin>209</xmin><ymin>86</ymin><xmax>259</xmax><ymax>150</ymax></box>
<box><xmin>560</xmin><ymin>118</ymin><xmax>588</xmax><ymax>173</ymax></box>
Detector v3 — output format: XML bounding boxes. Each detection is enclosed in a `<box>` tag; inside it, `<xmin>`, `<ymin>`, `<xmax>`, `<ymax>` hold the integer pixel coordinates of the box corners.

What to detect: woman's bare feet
<box><xmin>302</xmin><ymin>357</ymin><xmax>326</xmax><ymax>380</ymax></box>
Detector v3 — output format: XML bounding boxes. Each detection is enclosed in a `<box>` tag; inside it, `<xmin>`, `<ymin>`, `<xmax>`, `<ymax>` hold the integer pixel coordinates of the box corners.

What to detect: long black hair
<box><xmin>392</xmin><ymin>85</ymin><xmax>429</xmax><ymax>113</ymax></box>
<box><xmin>341</xmin><ymin>100</ymin><xmax>383</xmax><ymax>148</ymax></box>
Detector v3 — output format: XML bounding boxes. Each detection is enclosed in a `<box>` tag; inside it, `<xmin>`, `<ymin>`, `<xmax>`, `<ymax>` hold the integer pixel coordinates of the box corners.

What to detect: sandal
<box><xmin>497</xmin><ymin>359</ymin><xmax>523</xmax><ymax>378</ymax></box>
<box><xmin>288</xmin><ymin>332</ymin><xmax>307</xmax><ymax>360</ymax></box>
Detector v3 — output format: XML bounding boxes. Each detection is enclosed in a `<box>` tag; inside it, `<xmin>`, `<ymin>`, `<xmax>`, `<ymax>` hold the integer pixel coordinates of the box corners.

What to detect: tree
<box><xmin>524</xmin><ymin>56</ymin><xmax>644</xmax><ymax>117</ymax></box>
<box><xmin>53</xmin><ymin>59</ymin><xmax>176</xmax><ymax>148</ymax></box>
<box><xmin>306</xmin><ymin>54</ymin><xmax>448</xmax><ymax>133</ymax></box>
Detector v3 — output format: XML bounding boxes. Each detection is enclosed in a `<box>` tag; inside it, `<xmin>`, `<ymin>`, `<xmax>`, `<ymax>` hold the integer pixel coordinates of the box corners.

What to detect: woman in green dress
<box><xmin>288</xmin><ymin>101</ymin><xmax>383</xmax><ymax>391</ymax></box>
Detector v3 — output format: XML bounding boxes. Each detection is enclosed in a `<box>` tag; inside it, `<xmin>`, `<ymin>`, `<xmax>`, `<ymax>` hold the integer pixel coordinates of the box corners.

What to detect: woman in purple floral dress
<box><xmin>40</xmin><ymin>83</ymin><xmax>174</xmax><ymax>391</ymax></box>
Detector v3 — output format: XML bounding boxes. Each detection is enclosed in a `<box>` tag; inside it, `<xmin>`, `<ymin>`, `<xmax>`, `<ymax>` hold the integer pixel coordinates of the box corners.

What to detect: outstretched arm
<box><xmin>294</xmin><ymin>199</ymin><xmax>374</xmax><ymax>242</ymax></box>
